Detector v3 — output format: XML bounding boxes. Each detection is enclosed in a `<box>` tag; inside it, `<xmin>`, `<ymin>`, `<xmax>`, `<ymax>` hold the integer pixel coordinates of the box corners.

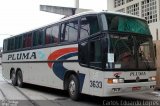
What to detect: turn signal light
<box><xmin>107</xmin><ymin>78</ymin><xmax>124</xmax><ymax>84</ymax></box>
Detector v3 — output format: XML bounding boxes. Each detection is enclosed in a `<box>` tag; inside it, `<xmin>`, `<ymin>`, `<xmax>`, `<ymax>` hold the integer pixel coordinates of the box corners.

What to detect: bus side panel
<box><xmin>63</xmin><ymin>61</ymin><xmax>90</xmax><ymax>95</ymax></box>
<box><xmin>89</xmin><ymin>69</ymin><xmax>104</xmax><ymax>96</ymax></box>
<box><xmin>2</xmin><ymin>44</ymin><xmax>106</xmax><ymax>97</ymax></box>
<box><xmin>44</xmin><ymin>44</ymin><xmax>102</xmax><ymax>94</ymax></box>
<box><xmin>49</xmin><ymin>44</ymin><xmax>79</xmax><ymax>89</ymax></box>
<box><xmin>24</xmin><ymin>47</ymin><xmax>59</xmax><ymax>88</ymax></box>
<box><xmin>2</xmin><ymin>55</ymin><xmax>30</xmax><ymax>83</ymax></box>
<box><xmin>2</xmin><ymin>53</ymin><xmax>10</xmax><ymax>80</ymax></box>
<box><xmin>26</xmin><ymin>63</ymin><xmax>58</xmax><ymax>88</ymax></box>
<box><xmin>16</xmin><ymin>63</ymin><xmax>30</xmax><ymax>82</ymax></box>
<box><xmin>24</xmin><ymin>44</ymin><xmax>79</xmax><ymax>90</ymax></box>
<box><xmin>63</xmin><ymin>60</ymin><xmax>105</xmax><ymax>96</ymax></box>
<box><xmin>2</xmin><ymin>63</ymin><xmax>11</xmax><ymax>80</ymax></box>
<box><xmin>22</xmin><ymin>47</ymin><xmax>62</xmax><ymax>89</ymax></box>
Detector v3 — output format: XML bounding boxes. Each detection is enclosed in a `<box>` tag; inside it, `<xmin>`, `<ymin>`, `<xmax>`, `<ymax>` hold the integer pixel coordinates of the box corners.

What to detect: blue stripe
<box><xmin>52</xmin><ymin>52</ymin><xmax>78</xmax><ymax>80</ymax></box>
<box><xmin>78</xmin><ymin>73</ymin><xmax>85</xmax><ymax>92</ymax></box>
<box><xmin>52</xmin><ymin>52</ymin><xmax>85</xmax><ymax>92</ymax></box>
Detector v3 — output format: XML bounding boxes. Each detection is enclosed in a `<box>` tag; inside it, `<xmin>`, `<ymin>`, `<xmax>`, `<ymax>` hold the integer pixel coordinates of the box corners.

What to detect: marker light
<box><xmin>107</xmin><ymin>78</ymin><xmax>124</xmax><ymax>84</ymax></box>
<box><xmin>149</xmin><ymin>76</ymin><xmax>156</xmax><ymax>81</ymax></box>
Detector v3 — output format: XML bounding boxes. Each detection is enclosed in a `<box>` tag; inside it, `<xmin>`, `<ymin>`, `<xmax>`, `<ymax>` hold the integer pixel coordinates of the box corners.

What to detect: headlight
<box><xmin>107</xmin><ymin>78</ymin><xmax>124</xmax><ymax>84</ymax></box>
<box><xmin>149</xmin><ymin>76</ymin><xmax>156</xmax><ymax>81</ymax></box>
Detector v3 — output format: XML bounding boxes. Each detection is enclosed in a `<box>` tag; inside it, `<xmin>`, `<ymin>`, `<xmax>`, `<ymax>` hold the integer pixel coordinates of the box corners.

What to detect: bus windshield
<box><xmin>105</xmin><ymin>14</ymin><xmax>151</xmax><ymax>35</ymax></box>
<box><xmin>101</xmin><ymin>14</ymin><xmax>156</xmax><ymax>70</ymax></box>
<box><xmin>106</xmin><ymin>33</ymin><xmax>156</xmax><ymax>70</ymax></box>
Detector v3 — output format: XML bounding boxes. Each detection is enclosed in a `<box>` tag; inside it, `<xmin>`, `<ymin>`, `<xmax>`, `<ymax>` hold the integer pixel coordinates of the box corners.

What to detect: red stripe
<box><xmin>48</xmin><ymin>47</ymin><xmax>78</xmax><ymax>68</ymax></box>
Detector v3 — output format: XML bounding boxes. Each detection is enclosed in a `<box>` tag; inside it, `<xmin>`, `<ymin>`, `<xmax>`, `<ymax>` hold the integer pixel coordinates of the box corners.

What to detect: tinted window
<box><xmin>80</xmin><ymin>16</ymin><xmax>99</xmax><ymax>40</ymax></box>
<box><xmin>8</xmin><ymin>38</ymin><xmax>15</xmax><ymax>50</ymax></box>
<box><xmin>79</xmin><ymin>41</ymin><xmax>88</xmax><ymax>65</ymax></box>
<box><xmin>3</xmin><ymin>40</ymin><xmax>8</xmax><ymax>51</ymax></box>
<box><xmin>15</xmin><ymin>36</ymin><xmax>22</xmax><ymax>49</ymax></box>
<box><xmin>33</xmin><ymin>30</ymin><xmax>43</xmax><ymax>46</ymax></box>
<box><xmin>23</xmin><ymin>33</ymin><xmax>32</xmax><ymax>48</ymax></box>
<box><xmin>105</xmin><ymin>14</ymin><xmax>151</xmax><ymax>35</ymax></box>
<box><xmin>60</xmin><ymin>23</ymin><xmax>68</xmax><ymax>42</ymax></box>
<box><xmin>60</xmin><ymin>20</ymin><xmax>78</xmax><ymax>42</ymax></box>
<box><xmin>79</xmin><ymin>38</ymin><xmax>102</xmax><ymax>68</ymax></box>
<box><xmin>45</xmin><ymin>25</ymin><xmax>59</xmax><ymax>44</ymax></box>
<box><xmin>11</xmin><ymin>38</ymin><xmax>15</xmax><ymax>50</ymax></box>
<box><xmin>18</xmin><ymin>36</ymin><xmax>22</xmax><ymax>49</ymax></box>
<box><xmin>7</xmin><ymin>39</ymin><xmax>10</xmax><ymax>50</ymax></box>
<box><xmin>89</xmin><ymin>39</ymin><xmax>102</xmax><ymax>68</ymax></box>
<box><xmin>15</xmin><ymin>37</ymin><xmax>18</xmax><ymax>49</ymax></box>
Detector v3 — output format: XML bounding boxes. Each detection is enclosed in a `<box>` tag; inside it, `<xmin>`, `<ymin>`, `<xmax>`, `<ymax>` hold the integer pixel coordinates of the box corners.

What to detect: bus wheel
<box><xmin>17</xmin><ymin>71</ymin><xmax>23</xmax><ymax>88</ymax></box>
<box><xmin>11</xmin><ymin>70</ymin><xmax>17</xmax><ymax>86</ymax></box>
<box><xmin>68</xmin><ymin>75</ymin><xmax>80</xmax><ymax>100</ymax></box>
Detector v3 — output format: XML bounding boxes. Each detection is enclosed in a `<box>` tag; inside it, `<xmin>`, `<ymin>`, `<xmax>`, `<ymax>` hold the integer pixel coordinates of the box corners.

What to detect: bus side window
<box><xmin>8</xmin><ymin>38</ymin><xmax>15</xmax><ymax>51</ymax></box>
<box><xmin>79</xmin><ymin>38</ymin><xmax>102</xmax><ymax>68</ymax></box>
<box><xmin>3</xmin><ymin>40</ymin><xmax>8</xmax><ymax>52</ymax></box>
<box><xmin>28</xmin><ymin>33</ymin><xmax>32</xmax><ymax>47</ymax></box>
<box><xmin>11</xmin><ymin>38</ymin><xmax>15</xmax><ymax>50</ymax></box>
<box><xmin>88</xmin><ymin>17</ymin><xmax>99</xmax><ymax>35</ymax></box>
<box><xmin>45</xmin><ymin>27</ymin><xmax>52</xmax><ymax>44</ymax></box>
<box><xmin>7</xmin><ymin>39</ymin><xmax>10</xmax><ymax>51</ymax></box>
<box><xmin>67</xmin><ymin>20</ymin><xmax>78</xmax><ymax>42</ymax></box>
<box><xmin>60</xmin><ymin>23</ymin><xmax>67</xmax><ymax>42</ymax></box>
<box><xmin>79</xmin><ymin>41</ymin><xmax>88</xmax><ymax>65</ymax></box>
<box><xmin>23</xmin><ymin>35</ymin><xmax>27</xmax><ymax>48</ymax></box>
<box><xmin>51</xmin><ymin>25</ymin><xmax>59</xmax><ymax>44</ymax></box>
<box><xmin>15</xmin><ymin>37</ymin><xmax>18</xmax><ymax>49</ymax></box>
<box><xmin>23</xmin><ymin>33</ymin><xmax>32</xmax><ymax>48</ymax></box>
<box><xmin>80</xmin><ymin>17</ymin><xmax>90</xmax><ymax>40</ymax></box>
<box><xmin>45</xmin><ymin>25</ymin><xmax>59</xmax><ymax>45</ymax></box>
<box><xmin>60</xmin><ymin>20</ymin><xmax>78</xmax><ymax>43</ymax></box>
<box><xmin>33</xmin><ymin>30</ymin><xmax>43</xmax><ymax>46</ymax></box>
<box><xmin>18</xmin><ymin>36</ymin><xmax>23</xmax><ymax>49</ymax></box>
<box><xmin>80</xmin><ymin>16</ymin><xmax>99</xmax><ymax>40</ymax></box>
<box><xmin>89</xmin><ymin>39</ymin><xmax>102</xmax><ymax>68</ymax></box>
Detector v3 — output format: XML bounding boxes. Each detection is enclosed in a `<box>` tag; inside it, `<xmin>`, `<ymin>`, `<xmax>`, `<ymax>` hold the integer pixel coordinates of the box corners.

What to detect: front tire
<box><xmin>17</xmin><ymin>71</ymin><xmax>24</xmax><ymax>88</ymax></box>
<box><xmin>68</xmin><ymin>75</ymin><xmax>80</xmax><ymax>100</ymax></box>
<box><xmin>11</xmin><ymin>70</ymin><xmax>17</xmax><ymax>86</ymax></box>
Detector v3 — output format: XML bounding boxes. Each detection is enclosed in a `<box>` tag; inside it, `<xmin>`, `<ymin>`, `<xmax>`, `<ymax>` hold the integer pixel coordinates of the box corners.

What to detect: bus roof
<box><xmin>60</xmin><ymin>10</ymin><xmax>145</xmax><ymax>22</ymax></box>
<box><xmin>5</xmin><ymin>10</ymin><xmax>146</xmax><ymax>39</ymax></box>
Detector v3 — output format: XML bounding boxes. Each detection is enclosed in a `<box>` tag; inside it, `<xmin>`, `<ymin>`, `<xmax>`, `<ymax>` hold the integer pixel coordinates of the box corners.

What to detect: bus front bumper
<box><xmin>102</xmin><ymin>81</ymin><xmax>156</xmax><ymax>97</ymax></box>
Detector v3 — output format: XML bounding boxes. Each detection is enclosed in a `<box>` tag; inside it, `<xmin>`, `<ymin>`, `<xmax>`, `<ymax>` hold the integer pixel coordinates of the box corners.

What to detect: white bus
<box><xmin>2</xmin><ymin>11</ymin><xmax>156</xmax><ymax>100</ymax></box>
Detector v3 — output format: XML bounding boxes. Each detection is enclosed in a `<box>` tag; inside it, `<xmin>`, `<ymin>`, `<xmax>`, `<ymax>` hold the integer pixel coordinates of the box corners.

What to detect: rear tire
<box><xmin>68</xmin><ymin>75</ymin><xmax>80</xmax><ymax>100</ymax></box>
<box><xmin>11</xmin><ymin>70</ymin><xmax>17</xmax><ymax>86</ymax></box>
<box><xmin>17</xmin><ymin>71</ymin><xmax>24</xmax><ymax>88</ymax></box>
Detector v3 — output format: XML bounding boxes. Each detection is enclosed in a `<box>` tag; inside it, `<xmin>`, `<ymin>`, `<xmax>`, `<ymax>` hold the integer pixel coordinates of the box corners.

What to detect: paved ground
<box><xmin>0</xmin><ymin>65</ymin><xmax>160</xmax><ymax>106</ymax></box>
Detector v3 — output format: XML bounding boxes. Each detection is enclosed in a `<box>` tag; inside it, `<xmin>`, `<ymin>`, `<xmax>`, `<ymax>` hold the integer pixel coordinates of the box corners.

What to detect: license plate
<box><xmin>132</xmin><ymin>86</ymin><xmax>141</xmax><ymax>91</ymax></box>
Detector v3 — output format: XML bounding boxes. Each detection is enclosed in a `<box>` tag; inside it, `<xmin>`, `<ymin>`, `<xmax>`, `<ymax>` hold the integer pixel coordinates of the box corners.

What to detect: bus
<box><xmin>2</xmin><ymin>11</ymin><xmax>156</xmax><ymax>100</ymax></box>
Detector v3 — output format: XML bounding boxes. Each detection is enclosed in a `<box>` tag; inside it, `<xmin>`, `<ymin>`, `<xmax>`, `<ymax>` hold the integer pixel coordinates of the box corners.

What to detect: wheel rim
<box><xmin>69</xmin><ymin>80</ymin><xmax>76</xmax><ymax>96</ymax></box>
<box><xmin>11</xmin><ymin>72</ymin><xmax>15</xmax><ymax>81</ymax></box>
<box><xmin>17</xmin><ymin>74</ymin><xmax>21</xmax><ymax>85</ymax></box>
